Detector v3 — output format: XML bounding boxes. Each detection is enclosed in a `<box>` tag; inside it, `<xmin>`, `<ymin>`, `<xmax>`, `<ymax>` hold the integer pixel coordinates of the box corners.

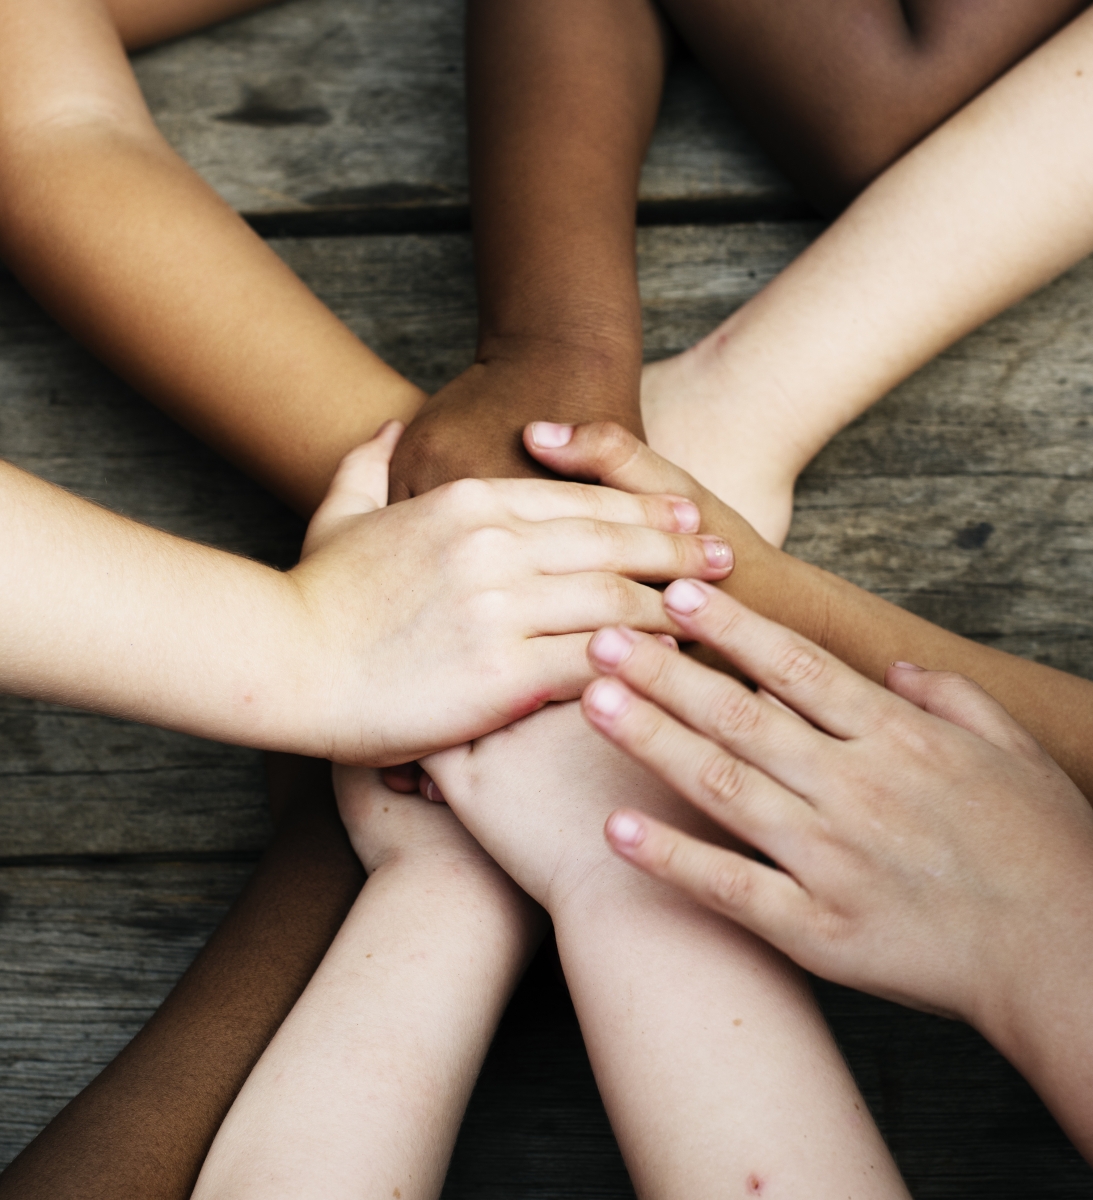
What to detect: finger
<box><xmin>524</xmin><ymin>421</ymin><xmax>710</xmax><ymax>507</ymax></box>
<box><xmin>419</xmin><ymin>772</ymin><xmax>447</xmax><ymax>803</ymax></box>
<box><xmin>586</xmin><ymin>627</ymin><xmax>833</xmax><ymax>797</ymax></box>
<box><xmin>603</xmin><ymin>808</ymin><xmax>808</xmax><ymax>952</ymax></box>
<box><xmin>884</xmin><ymin>663</ymin><xmax>1043</xmax><ymax>759</ymax></box>
<box><xmin>523</xmin><ymin>575</ymin><xmax>684</xmax><ymax>637</ymax></box>
<box><xmin>381</xmin><ymin>762</ymin><xmax>423</xmax><ymax>793</ymax></box>
<box><xmin>481</xmin><ymin>475</ymin><xmax>703</xmax><ymax>534</ymax></box>
<box><xmin>582</xmin><ymin>675</ymin><xmax>815</xmax><ymax>857</ymax></box>
<box><xmin>662</xmin><ymin>580</ymin><xmax>898</xmax><ymax>739</ymax></box>
<box><xmin>522</xmin><ymin>518</ymin><xmax>732</xmax><ymax>582</ymax></box>
<box><xmin>305</xmin><ymin>421</ymin><xmax>404</xmax><ymax>547</ymax></box>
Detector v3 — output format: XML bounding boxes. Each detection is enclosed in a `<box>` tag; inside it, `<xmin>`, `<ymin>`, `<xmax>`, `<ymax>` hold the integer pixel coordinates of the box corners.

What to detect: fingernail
<box><xmin>672</xmin><ymin>499</ymin><xmax>700</xmax><ymax>533</ymax></box>
<box><xmin>655</xmin><ymin>634</ymin><xmax>679</xmax><ymax>651</ymax></box>
<box><xmin>425</xmin><ymin>779</ymin><xmax>446</xmax><ymax>803</ymax></box>
<box><xmin>701</xmin><ymin>538</ymin><xmax>733</xmax><ymax>572</ymax></box>
<box><xmin>585</xmin><ymin>678</ymin><xmax>630</xmax><ymax>718</ymax></box>
<box><xmin>530</xmin><ymin>422</ymin><xmax>574</xmax><ymax>448</ymax></box>
<box><xmin>891</xmin><ymin>661</ymin><xmax>925</xmax><ymax>672</ymax></box>
<box><xmin>589</xmin><ymin>627</ymin><xmax>636</xmax><ymax>667</ymax></box>
<box><xmin>665</xmin><ymin>578</ymin><xmax>708</xmax><ymax>614</ymax></box>
<box><xmin>606</xmin><ymin>811</ymin><xmax>646</xmax><ymax>849</ymax></box>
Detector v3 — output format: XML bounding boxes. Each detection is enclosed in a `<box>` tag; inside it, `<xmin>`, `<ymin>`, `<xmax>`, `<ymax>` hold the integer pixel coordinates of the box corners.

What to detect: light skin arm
<box><xmin>582</xmin><ymin>584</ymin><xmax>1093</xmax><ymax>1163</ymax></box>
<box><xmin>0</xmin><ymin>425</ymin><xmax>730</xmax><ymax>765</ymax></box>
<box><xmin>193</xmin><ymin>771</ymin><xmax>543</xmax><ymax>1200</ymax></box>
<box><xmin>645</xmin><ymin>8</ymin><xmax>1093</xmax><ymax>545</ymax></box>
<box><xmin>527</xmin><ymin>421</ymin><xmax>1093</xmax><ymax>801</ymax></box>
<box><xmin>423</xmin><ymin>704</ymin><xmax>909</xmax><ymax>1200</ymax></box>
<box><xmin>0</xmin><ymin>0</ymin><xmax>424</xmax><ymax>517</ymax></box>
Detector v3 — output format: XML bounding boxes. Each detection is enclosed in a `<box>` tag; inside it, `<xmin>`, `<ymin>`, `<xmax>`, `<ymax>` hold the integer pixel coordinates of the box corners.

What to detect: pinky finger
<box><xmin>604</xmin><ymin>808</ymin><xmax>806</xmax><ymax>951</ymax></box>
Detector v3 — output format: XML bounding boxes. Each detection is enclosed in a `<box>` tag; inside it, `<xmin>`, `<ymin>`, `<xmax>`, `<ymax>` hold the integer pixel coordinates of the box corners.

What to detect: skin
<box><xmin>0</xmin><ymin>756</ymin><xmax>366</xmax><ymax>1200</ymax></box>
<box><xmin>525</xmin><ymin>422</ymin><xmax>1093</xmax><ymax>802</ymax></box>
<box><xmin>421</xmin><ymin>703</ymin><xmax>910</xmax><ymax>1200</ymax></box>
<box><xmin>193</xmin><ymin>771</ymin><xmax>543</xmax><ymax>1200</ymax></box>
<box><xmin>579</xmin><ymin>583</ymin><xmax>1093</xmax><ymax>1163</ymax></box>
<box><xmin>644</xmin><ymin>8</ymin><xmax>1093</xmax><ymax>545</ymax></box>
<box><xmin>0</xmin><ymin>424</ymin><xmax>728</xmax><ymax>766</ymax></box>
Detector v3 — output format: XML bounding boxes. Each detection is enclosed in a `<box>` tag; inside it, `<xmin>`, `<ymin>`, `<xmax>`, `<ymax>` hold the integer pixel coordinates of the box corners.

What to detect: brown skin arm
<box><xmin>0</xmin><ymin>758</ymin><xmax>365</xmax><ymax>1200</ymax></box>
<box><xmin>0</xmin><ymin>0</ymin><xmax>424</xmax><ymax>518</ymax></box>
<box><xmin>527</xmin><ymin>422</ymin><xmax>1093</xmax><ymax>803</ymax></box>
<box><xmin>659</xmin><ymin>0</ymin><xmax>1090</xmax><ymax>213</ymax></box>
<box><xmin>388</xmin><ymin>0</ymin><xmax>668</xmax><ymax>499</ymax></box>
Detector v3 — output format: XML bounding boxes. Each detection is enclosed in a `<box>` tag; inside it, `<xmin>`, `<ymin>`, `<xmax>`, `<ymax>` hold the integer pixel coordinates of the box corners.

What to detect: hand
<box><xmin>580</xmin><ymin>581</ymin><xmax>1093</xmax><ymax>1039</ymax></box>
<box><xmin>334</xmin><ymin>764</ymin><xmax>502</xmax><ymax>879</ymax></box>
<box><xmin>289</xmin><ymin>422</ymin><xmax>733</xmax><ymax>766</ymax></box>
<box><xmin>421</xmin><ymin>701</ymin><xmax>721</xmax><ymax>914</ymax></box>
<box><xmin>389</xmin><ymin>345</ymin><xmax>644</xmax><ymax>501</ymax></box>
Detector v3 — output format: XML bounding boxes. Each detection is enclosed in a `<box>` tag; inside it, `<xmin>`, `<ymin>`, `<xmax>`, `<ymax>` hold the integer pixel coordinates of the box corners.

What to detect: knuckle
<box><xmin>770</xmin><ymin>641</ymin><xmax>827</xmax><ymax>690</ymax></box>
<box><xmin>706</xmin><ymin>858</ymin><xmax>753</xmax><ymax>915</ymax></box>
<box><xmin>709</xmin><ymin>686</ymin><xmax>762</xmax><ymax>743</ymax></box>
<box><xmin>462</xmin><ymin>522</ymin><xmax>518</xmax><ymax>561</ymax></box>
<box><xmin>696</xmin><ymin>748</ymin><xmax>750</xmax><ymax>809</ymax></box>
<box><xmin>441</xmin><ymin>476</ymin><xmax>495</xmax><ymax>515</ymax></box>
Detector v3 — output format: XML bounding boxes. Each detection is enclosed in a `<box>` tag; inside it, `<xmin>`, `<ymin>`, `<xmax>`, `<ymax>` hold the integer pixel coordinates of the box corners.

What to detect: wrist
<box><xmin>475</xmin><ymin>333</ymin><xmax>644</xmax><ymax>432</ymax></box>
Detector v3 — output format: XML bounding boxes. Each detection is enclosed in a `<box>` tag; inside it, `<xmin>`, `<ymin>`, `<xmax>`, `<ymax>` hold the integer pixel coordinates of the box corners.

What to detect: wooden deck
<box><xmin>2</xmin><ymin>1</ymin><xmax>1092</xmax><ymax>1193</ymax></box>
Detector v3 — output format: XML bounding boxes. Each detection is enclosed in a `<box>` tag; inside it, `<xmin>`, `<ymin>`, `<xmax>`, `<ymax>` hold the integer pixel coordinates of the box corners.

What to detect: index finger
<box><xmin>661</xmin><ymin>581</ymin><xmax>900</xmax><ymax>739</ymax></box>
<box><xmin>486</xmin><ymin>476</ymin><xmax>703</xmax><ymax>534</ymax></box>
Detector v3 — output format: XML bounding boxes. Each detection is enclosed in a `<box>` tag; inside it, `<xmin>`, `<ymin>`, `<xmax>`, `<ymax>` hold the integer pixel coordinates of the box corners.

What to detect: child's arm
<box><xmin>192</xmin><ymin>771</ymin><xmax>541</xmax><ymax>1200</ymax></box>
<box><xmin>0</xmin><ymin>426</ymin><xmax>729</xmax><ymax>765</ymax></box>
<box><xmin>0</xmin><ymin>0</ymin><xmax>424</xmax><ymax>517</ymax></box>
<box><xmin>423</xmin><ymin>703</ymin><xmax>910</xmax><ymax>1200</ymax></box>
<box><xmin>388</xmin><ymin>0</ymin><xmax>668</xmax><ymax>499</ymax></box>
<box><xmin>529</xmin><ymin>421</ymin><xmax>1093</xmax><ymax>801</ymax></box>
<box><xmin>0</xmin><ymin>759</ymin><xmax>366</xmax><ymax>1200</ymax></box>
<box><xmin>584</xmin><ymin>588</ymin><xmax>1093</xmax><ymax>1163</ymax></box>
<box><xmin>645</xmin><ymin>8</ymin><xmax>1093</xmax><ymax>545</ymax></box>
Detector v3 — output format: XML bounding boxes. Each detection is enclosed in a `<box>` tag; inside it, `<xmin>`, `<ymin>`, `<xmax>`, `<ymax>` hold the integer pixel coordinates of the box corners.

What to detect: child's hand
<box><xmin>289</xmin><ymin>422</ymin><xmax>732</xmax><ymax>767</ymax></box>
<box><xmin>421</xmin><ymin>701</ymin><xmax>722</xmax><ymax>915</ymax></box>
<box><xmin>333</xmin><ymin>764</ymin><xmax>497</xmax><ymax>878</ymax></box>
<box><xmin>581</xmin><ymin>583</ymin><xmax>1093</xmax><ymax>1040</ymax></box>
<box><xmin>388</xmin><ymin>348</ymin><xmax>644</xmax><ymax>501</ymax></box>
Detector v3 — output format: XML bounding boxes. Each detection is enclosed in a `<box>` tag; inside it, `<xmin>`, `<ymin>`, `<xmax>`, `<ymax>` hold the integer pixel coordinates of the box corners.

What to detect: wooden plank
<box><xmin>0</xmin><ymin>865</ymin><xmax>1086</xmax><ymax>1194</ymax></box>
<box><xmin>3</xmin><ymin>225</ymin><xmax>1093</xmax><ymax>856</ymax></box>
<box><xmin>0</xmin><ymin>862</ymin><xmax>248</xmax><ymax>1159</ymax></box>
<box><xmin>133</xmin><ymin>0</ymin><xmax>799</xmax><ymax>223</ymax></box>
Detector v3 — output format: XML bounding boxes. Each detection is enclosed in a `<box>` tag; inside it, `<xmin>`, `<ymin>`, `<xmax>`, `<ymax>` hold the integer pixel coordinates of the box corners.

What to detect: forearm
<box><xmin>0</xmin><ymin>763</ymin><xmax>365</xmax><ymax>1200</ymax></box>
<box><xmin>466</xmin><ymin>0</ymin><xmax>668</xmax><ymax>428</ymax></box>
<box><xmin>194</xmin><ymin>851</ymin><xmax>540</xmax><ymax>1200</ymax></box>
<box><xmin>0</xmin><ymin>0</ymin><xmax>423</xmax><ymax>517</ymax></box>
<box><xmin>692</xmin><ymin>9</ymin><xmax>1093</xmax><ymax>476</ymax></box>
<box><xmin>722</xmin><ymin>533</ymin><xmax>1093</xmax><ymax>799</ymax></box>
<box><xmin>553</xmin><ymin>867</ymin><xmax>906</xmax><ymax>1198</ymax></box>
<box><xmin>0</xmin><ymin>458</ymin><xmax>320</xmax><ymax>750</ymax></box>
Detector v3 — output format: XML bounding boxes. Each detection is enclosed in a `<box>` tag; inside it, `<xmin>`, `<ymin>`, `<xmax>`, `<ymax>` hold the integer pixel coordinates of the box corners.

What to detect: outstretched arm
<box><xmin>193</xmin><ymin>771</ymin><xmax>542</xmax><ymax>1200</ymax></box>
<box><xmin>583</xmin><ymin>586</ymin><xmax>1093</xmax><ymax>1163</ymax></box>
<box><xmin>388</xmin><ymin>0</ymin><xmax>668</xmax><ymax>498</ymax></box>
<box><xmin>0</xmin><ymin>0</ymin><xmax>424</xmax><ymax>517</ymax></box>
<box><xmin>529</xmin><ymin>421</ymin><xmax>1093</xmax><ymax>801</ymax></box>
<box><xmin>424</xmin><ymin>704</ymin><xmax>909</xmax><ymax>1200</ymax></box>
<box><xmin>644</xmin><ymin>8</ymin><xmax>1093</xmax><ymax>545</ymax></box>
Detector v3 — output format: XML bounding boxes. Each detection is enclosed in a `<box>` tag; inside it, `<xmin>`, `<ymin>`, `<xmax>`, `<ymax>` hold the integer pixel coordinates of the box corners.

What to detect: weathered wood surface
<box><xmin>2</xmin><ymin>222</ymin><xmax>1092</xmax><ymax>1189</ymax></box>
<box><xmin>0</xmin><ymin>868</ymin><xmax>1087</xmax><ymax>1197</ymax></box>
<box><xmin>134</xmin><ymin>0</ymin><xmax>801</xmax><ymax>226</ymax></box>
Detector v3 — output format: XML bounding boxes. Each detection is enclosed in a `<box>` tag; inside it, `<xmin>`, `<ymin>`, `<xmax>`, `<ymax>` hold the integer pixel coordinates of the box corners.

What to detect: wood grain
<box><xmin>2</xmin><ymin>218</ymin><xmax>1092</xmax><ymax>1189</ymax></box>
<box><xmin>132</xmin><ymin>0</ymin><xmax>800</xmax><ymax>224</ymax></box>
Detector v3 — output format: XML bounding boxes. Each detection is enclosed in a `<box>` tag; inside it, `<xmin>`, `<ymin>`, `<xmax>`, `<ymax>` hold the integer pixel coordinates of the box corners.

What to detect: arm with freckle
<box><xmin>423</xmin><ymin>704</ymin><xmax>911</xmax><ymax>1200</ymax></box>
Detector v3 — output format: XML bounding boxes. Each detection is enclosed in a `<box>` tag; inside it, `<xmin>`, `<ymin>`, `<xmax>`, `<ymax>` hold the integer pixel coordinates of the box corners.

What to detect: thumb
<box><xmin>885</xmin><ymin>664</ymin><xmax>1043</xmax><ymax>759</ymax></box>
<box><xmin>524</xmin><ymin>420</ymin><xmax>708</xmax><ymax>503</ymax></box>
<box><xmin>302</xmin><ymin>421</ymin><xmax>403</xmax><ymax>553</ymax></box>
